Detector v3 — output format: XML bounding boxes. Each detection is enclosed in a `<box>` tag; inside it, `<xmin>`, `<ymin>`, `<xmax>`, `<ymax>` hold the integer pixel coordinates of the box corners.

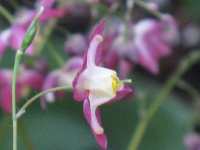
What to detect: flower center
<box><xmin>111</xmin><ymin>75</ymin><xmax>122</xmax><ymax>93</ymax></box>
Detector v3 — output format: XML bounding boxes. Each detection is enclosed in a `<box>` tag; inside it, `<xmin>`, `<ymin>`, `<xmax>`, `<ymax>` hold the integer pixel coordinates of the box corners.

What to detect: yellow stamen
<box><xmin>111</xmin><ymin>75</ymin><xmax>122</xmax><ymax>93</ymax></box>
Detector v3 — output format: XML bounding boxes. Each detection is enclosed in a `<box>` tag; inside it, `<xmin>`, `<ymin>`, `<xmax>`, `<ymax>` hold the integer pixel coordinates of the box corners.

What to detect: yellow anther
<box><xmin>111</xmin><ymin>75</ymin><xmax>122</xmax><ymax>93</ymax></box>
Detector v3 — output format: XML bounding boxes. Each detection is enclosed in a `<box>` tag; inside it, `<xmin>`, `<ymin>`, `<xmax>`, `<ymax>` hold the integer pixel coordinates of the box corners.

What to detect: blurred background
<box><xmin>0</xmin><ymin>0</ymin><xmax>199</xmax><ymax>150</ymax></box>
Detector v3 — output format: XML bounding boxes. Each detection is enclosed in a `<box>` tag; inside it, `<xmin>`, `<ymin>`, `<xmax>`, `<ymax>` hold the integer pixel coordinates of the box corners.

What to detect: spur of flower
<box><xmin>72</xmin><ymin>20</ymin><xmax>133</xmax><ymax>150</ymax></box>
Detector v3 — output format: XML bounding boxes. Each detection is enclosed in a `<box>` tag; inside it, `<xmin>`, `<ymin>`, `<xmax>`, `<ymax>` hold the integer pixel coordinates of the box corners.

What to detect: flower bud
<box><xmin>21</xmin><ymin>6</ymin><xmax>44</xmax><ymax>52</ymax></box>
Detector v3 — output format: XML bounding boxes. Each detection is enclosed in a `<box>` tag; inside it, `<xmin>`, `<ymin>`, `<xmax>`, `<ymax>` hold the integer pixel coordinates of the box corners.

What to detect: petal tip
<box><xmin>94</xmin><ymin>127</ymin><xmax>104</xmax><ymax>135</ymax></box>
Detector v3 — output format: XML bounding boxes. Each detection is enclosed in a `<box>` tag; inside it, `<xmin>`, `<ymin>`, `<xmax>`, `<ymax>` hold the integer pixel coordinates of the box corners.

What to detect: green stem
<box><xmin>128</xmin><ymin>51</ymin><xmax>200</xmax><ymax>150</ymax></box>
<box><xmin>177</xmin><ymin>80</ymin><xmax>200</xmax><ymax>126</ymax></box>
<box><xmin>16</xmin><ymin>86</ymin><xmax>71</xmax><ymax>119</ymax></box>
<box><xmin>0</xmin><ymin>4</ymin><xmax>14</xmax><ymax>23</ymax></box>
<box><xmin>137</xmin><ymin>92</ymin><xmax>147</xmax><ymax>119</ymax></box>
<box><xmin>11</xmin><ymin>6</ymin><xmax>43</xmax><ymax>150</ymax></box>
<box><xmin>12</xmin><ymin>50</ymin><xmax>23</xmax><ymax>150</ymax></box>
<box><xmin>177</xmin><ymin>80</ymin><xmax>200</xmax><ymax>99</ymax></box>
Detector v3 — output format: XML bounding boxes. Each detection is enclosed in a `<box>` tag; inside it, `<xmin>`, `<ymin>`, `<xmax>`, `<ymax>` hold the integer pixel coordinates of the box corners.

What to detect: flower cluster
<box><xmin>0</xmin><ymin>0</ymin><xmax>64</xmax><ymax>56</ymax></box>
<box><xmin>0</xmin><ymin>0</ymin><xmax>180</xmax><ymax>149</ymax></box>
<box><xmin>63</xmin><ymin>11</ymin><xmax>178</xmax><ymax>150</ymax></box>
<box><xmin>108</xmin><ymin>14</ymin><xmax>178</xmax><ymax>75</ymax></box>
<box><xmin>64</xmin><ymin>15</ymin><xmax>178</xmax><ymax>78</ymax></box>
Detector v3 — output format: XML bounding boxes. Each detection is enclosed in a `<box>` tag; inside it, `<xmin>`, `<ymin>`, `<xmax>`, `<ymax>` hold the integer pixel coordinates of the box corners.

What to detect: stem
<box><xmin>12</xmin><ymin>50</ymin><xmax>23</xmax><ymax>150</ymax></box>
<box><xmin>128</xmin><ymin>51</ymin><xmax>200</xmax><ymax>150</ymax></box>
<box><xmin>177</xmin><ymin>80</ymin><xmax>200</xmax><ymax>99</ymax></box>
<box><xmin>137</xmin><ymin>92</ymin><xmax>147</xmax><ymax>119</ymax></box>
<box><xmin>0</xmin><ymin>4</ymin><xmax>14</xmax><ymax>23</ymax></box>
<box><xmin>177</xmin><ymin>80</ymin><xmax>200</xmax><ymax>127</ymax></box>
<box><xmin>16</xmin><ymin>86</ymin><xmax>71</xmax><ymax>119</ymax></box>
<box><xmin>135</xmin><ymin>0</ymin><xmax>162</xmax><ymax>19</ymax></box>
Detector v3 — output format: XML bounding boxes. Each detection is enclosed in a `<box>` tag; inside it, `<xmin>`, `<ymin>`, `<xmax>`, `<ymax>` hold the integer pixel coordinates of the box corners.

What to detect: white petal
<box><xmin>81</xmin><ymin>66</ymin><xmax>116</xmax><ymax>102</ymax></box>
<box><xmin>87</xmin><ymin>35</ymin><xmax>103</xmax><ymax>67</ymax></box>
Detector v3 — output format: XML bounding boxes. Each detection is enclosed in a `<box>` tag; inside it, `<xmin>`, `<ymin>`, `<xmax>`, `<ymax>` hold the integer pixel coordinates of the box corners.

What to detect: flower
<box><xmin>64</xmin><ymin>34</ymin><xmax>87</xmax><ymax>55</ymax></box>
<box><xmin>38</xmin><ymin>0</ymin><xmax>56</xmax><ymax>8</ymax></box>
<box><xmin>108</xmin><ymin>23</ymin><xmax>135</xmax><ymax>78</ymax></box>
<box><xmin>184</xmin><ymin>133</ymin><xmax>200</xmax><ymax>150</ymax></box>
<box><xmin>0</xmin><ymin>29</ymin><xmax>11</xmax><ymax>57</ymax></box>
<box><xmin>41</xmin><ymin>57</ymin><xmax>82</xmax><ymax>108</ymax></box>
<box><xmin>0</xmin><ymin>67</ymin><xmax>44</xmax><ymax>113</ymax></box>
<box><xmin>131</xmin><ymin>14</ymin><xmax>178</xmax><ymax>74</ymax></box>
<box><xmin>72</xmin><ymin>20</ymin><xmax>133</xmax><ymax>150</ymax></box>
<box><xmin>0</xmin><ymin>1</ymin><xmax>65</xmax><ymax>57</ymax></box>
<box><xmin>108</xmin><ymin>14</ymin><xmax>178</xmax><ymax>75</ymax></box>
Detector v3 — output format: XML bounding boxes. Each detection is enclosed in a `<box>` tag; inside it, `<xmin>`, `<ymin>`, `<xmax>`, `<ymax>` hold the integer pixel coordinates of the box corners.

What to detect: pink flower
<box><xmin>37</xmin><ymin>0</ymin><xmax>65</xmax><ymax>21</ymax></box>
<box><xmin>64</xmin><ymin>34</ymin><xmax>87</xmax><ymax>55</ymax></box>
<box><xmin>72</xmin><ymin>20</ymin><xmax>133</xmax><ymax>150</ymax></box>
<box><xmin>132</xmin><ymin>14</ymin><xmax>178</xmax><ymax>74</ymax></box>
<box><xmin>118</xmin><ymin>59</ymin><xmax>134</xmax><ymax>79</ymax></box>
<box><xmin>0</xmin><ymin>2</ymin><xmax>65</xmax><ymax>57</ymax></box>
<box><xmin>0</xmin><ymin>10</ymin><xmax>34</xmax><ymax>55</ymax></box>
<box><xmin>0</xmin><ymin>67</ymin><xmax>44</xmax><ymax>113</ymax></box>
<box><xmin>13</xmin><ymin>9</ymin><xmax>35</xmax><ymax>28</ymax></box>
<box><xmin>38</xmin><ymin>0</ymin><xmax>56</xmax><ymax>8</ymax></box>
<box><xmin>0</xmin><ymin>70</ymin><xmax>13</xmax><ymax>113</ymax></box>
<box><xmin>41</xmin><ymin>57</ymin><xmax>82</xmax><ymax>108</ymax></box>
<box><xmin>0</xmin><ymin>29</ymin><xmax>11</xmax><ymax>56</ymax></box>
<box><xmin>109</xmin><ymin>15</ymin><xmax>178</xmax><ymax>75</ymax></box>
<box><xmin>184</xmin><ymin>133</ymin><xmax>200</xmax><ymax>150</ymax></box>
